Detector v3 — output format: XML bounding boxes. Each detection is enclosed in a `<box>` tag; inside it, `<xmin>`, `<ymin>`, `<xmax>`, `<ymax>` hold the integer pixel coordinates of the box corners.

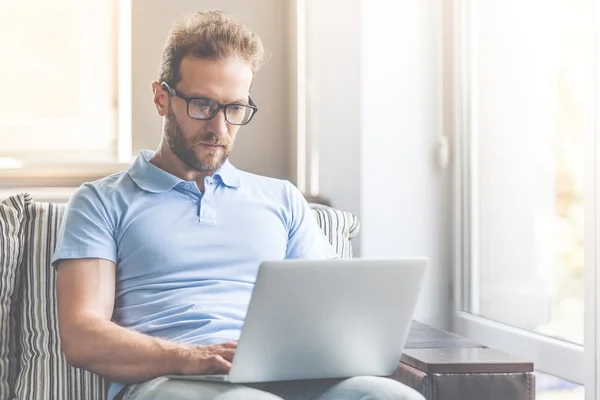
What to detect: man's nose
<box><xmin>206</xmin><ymin>109</ymin><xmax>228</xmax><ymax>137</ymax></box>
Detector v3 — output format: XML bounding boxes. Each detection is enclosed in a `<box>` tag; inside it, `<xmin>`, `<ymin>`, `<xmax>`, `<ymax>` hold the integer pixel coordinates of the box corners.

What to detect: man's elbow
<box><xmin>61</xmin><ymin>339</ymin><xmax>88</xmax><ymax>369</ymax></box>
<box><xmin>59</xmin><ymin>326</ymin><xmax>95</xmax><ymax>369</ymax></box>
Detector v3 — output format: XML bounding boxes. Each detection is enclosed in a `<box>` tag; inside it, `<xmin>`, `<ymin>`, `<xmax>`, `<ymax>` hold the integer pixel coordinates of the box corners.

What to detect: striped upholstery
<box><xmin>8</xmin><ymin>198</ymin><xmax>358</xmax><ymax>399</ymax></box>
<box><xmin>0</xmin><ymin>194</ymin><xmax>31</xmax><ymax>400</ymax></box>
<box><xmin>310</xmin><ymin>203</ymin><xmax>360</xmax><ymax>259</ymax></box>
<box><xmin>14</xmin><ymin>202</ymin><xmax>108</xmax><ymax>399</ymax></box>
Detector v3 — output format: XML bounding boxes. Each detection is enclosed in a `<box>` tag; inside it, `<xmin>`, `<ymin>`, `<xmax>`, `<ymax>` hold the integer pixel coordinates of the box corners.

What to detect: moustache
<box><xmin>194</xmin><ymin>135</ymin><xmax>229</xmax><ymax>147</ymax></box>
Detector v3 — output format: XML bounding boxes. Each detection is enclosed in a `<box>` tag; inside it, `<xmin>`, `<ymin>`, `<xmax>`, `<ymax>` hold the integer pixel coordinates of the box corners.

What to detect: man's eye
<box><xmin>194</xmin><ymin>101</ymin><xmax>212</xmax><ymax>108</ymax></box>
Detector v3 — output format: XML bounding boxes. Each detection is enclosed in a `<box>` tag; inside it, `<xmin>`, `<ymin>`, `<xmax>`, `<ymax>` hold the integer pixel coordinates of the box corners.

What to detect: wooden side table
<box><xmin>391</xmin><ymin>321</ymin><xmax>535</xmax><ymax>400</ymax></box>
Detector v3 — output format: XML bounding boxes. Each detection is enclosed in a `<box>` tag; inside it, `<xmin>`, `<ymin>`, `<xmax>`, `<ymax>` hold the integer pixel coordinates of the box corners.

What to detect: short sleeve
<box><xmin>285</xmin><ymin>182</ymin><xmax>337</xmax><ymax>260</ymax></box>
<box><xmin>51</xmin><ymin>184</ymin><xmax>117</xmax><ymax>269</ymax></box>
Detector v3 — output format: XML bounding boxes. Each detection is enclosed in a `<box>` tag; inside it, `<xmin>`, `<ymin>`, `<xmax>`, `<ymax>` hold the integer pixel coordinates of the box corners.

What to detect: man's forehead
<box><xmin>178</xmin><ymin>56</ymin><xmax>252</xmax><ymax>101</ymax></box>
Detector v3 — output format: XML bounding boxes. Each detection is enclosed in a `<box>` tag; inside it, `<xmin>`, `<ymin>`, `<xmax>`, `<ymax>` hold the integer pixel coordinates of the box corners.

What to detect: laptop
<box><xmin>166</xmin><ymin>257</ymin><xmax>428</xmax><ymax>383</ymax></box>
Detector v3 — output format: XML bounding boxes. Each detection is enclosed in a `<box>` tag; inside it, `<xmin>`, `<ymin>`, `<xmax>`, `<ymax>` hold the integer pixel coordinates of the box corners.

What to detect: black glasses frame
<box><xmin>161</xmin><ymin>81</ymin><xmax>258</xmax><ymax>125</ymax></box>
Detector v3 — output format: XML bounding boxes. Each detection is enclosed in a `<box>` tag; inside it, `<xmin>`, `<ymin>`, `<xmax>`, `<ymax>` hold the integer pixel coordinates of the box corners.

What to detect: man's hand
<box><xmin>178</xmin><ymin>341</ymin><xmax>238</xmax><ymax>375</ymax></box>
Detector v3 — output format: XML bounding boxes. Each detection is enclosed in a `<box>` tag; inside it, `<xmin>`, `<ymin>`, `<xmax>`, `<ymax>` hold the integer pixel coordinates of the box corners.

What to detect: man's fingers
<box><xmin>211</xmin><ymin>355</ymin><xmax>232</xmax><ymax>373</ymax></box>
<box><xmin>219</xmin><ymin>341</ymin><xmax>238</xmax><ymax>348</ymax></box>
<box><xmin>217</xmin><ymin>347</ymin><xmax>236</xmax><ymax>362</ymax></box>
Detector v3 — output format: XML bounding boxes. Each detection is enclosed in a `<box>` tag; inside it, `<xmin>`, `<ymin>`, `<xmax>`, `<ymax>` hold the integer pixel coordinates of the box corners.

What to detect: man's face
<box><xmin>160</xmin><ymin>56</ymin><xmax>254</xmax><ymax>172</ymax></box>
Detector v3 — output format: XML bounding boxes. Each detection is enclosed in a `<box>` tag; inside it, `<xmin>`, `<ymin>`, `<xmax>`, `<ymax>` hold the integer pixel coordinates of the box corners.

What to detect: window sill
<box><xmin>0</xmin><ymin>161</ymin><xmax>132</xmax><ymax>188</ymax></box>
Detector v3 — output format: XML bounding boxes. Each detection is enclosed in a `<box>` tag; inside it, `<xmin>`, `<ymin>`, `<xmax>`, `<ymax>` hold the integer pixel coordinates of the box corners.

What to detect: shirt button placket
<box><xmin>199</xmin><ymin>179</ymin><xmax>215</xmax><ymax>223</ymax></box>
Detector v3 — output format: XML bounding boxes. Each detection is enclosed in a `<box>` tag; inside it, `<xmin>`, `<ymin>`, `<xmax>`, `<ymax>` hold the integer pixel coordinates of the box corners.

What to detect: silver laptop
<box><xmin>166</xmin><ymin>258</ymin><xmax>427</xmax><ymax>383</ymax></box>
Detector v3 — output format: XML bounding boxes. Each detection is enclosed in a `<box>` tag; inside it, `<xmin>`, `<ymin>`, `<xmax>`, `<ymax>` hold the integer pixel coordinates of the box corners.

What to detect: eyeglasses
<box><xmin>161</xmin><ymin>82</ymin><xmax>258</xmax><ymax>125</ymax></box>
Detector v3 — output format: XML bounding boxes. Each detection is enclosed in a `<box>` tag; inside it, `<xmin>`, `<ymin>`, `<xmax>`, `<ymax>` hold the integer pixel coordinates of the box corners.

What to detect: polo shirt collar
<box><xmin>214</xmin><ymin>159</ymin><xmax>241</xmax><ymax>188</ymax></box>
<box><xmin>128</xmin><ymin>150</ymin><xmax>241</xmax><ymax>193</ymax></box>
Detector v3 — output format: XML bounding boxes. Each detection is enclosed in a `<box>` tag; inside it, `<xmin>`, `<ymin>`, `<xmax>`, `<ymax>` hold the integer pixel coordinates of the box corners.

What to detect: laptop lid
<box><xmin>228</xmin><ymin>258</ymin><xmax>428</xmax><ymax>383</ymax></box>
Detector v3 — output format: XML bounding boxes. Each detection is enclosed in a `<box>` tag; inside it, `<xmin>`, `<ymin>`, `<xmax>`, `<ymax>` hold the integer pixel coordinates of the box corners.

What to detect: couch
<box><xmin>0</xmin><ymin>193</ymin><xmax>534</xmax><ymax>400</ymax></box>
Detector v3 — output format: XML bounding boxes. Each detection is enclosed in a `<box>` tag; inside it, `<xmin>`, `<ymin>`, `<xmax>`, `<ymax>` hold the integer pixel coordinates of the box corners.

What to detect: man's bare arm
<box><xmin>56</xmin><ymin>258</ymin><xmax>235</xmax><ymax>384</ymax></box>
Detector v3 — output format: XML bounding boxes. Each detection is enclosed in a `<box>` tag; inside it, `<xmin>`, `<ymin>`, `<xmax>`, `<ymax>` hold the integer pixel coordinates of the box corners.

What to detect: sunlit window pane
<box><xmin>465</xmin><ymin>0</ymin><xmax>591</xmax><ymax>345</ymax></box>
<box><xmin>0</xmin><ymin>0</ymin><xmax>118</xmax><ymax>163</ymax></box>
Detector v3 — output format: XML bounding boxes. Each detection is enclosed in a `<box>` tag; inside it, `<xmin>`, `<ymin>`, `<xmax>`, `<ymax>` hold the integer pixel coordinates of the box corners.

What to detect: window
<box><xmin>0</xmin><ymin>0</ymin><xmax>121</xmax><ymax>165</ymax></box>
<box><xmin>453</xmin><ymin>0</ymin><xmax>597</xmax><ymax>393</ymax></box>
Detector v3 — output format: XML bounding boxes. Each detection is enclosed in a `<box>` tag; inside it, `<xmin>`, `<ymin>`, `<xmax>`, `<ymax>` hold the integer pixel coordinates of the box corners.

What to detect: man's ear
<box><xmin>152</xmin><ymin>81</ymin><xmax>168</xmax><ymax>117</ymax></box>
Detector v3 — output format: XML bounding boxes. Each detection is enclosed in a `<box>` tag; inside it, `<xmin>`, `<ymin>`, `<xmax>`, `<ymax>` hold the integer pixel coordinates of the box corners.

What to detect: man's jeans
<box><xmin>121</xmin><ymin>376</ymin><xmax>425</xmax><ymax>400</ymax></box>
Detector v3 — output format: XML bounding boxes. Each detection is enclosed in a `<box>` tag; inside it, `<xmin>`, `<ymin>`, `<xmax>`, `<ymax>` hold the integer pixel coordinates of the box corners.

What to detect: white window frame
<box><xmin>117</xmin><ymin>0</ymin><xmax>133</xmax><ymax>164</ymax></box>
<box><xmin>451</xmin><ymin>0</ymin><xmax>595</xmax><ymax>391</ymax></box>
<box><xmin>584</xmin><ymin>1</ymin><xmax>600</xmax><ymax>397</ymax></box>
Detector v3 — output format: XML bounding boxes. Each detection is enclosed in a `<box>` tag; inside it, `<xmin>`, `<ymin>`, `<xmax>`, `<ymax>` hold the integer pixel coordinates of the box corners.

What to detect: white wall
<box><xmin>361</xmin><ymin>0</ymin><xmax>451</xmax><ymax>330</ymax></box>
<box><xmin>308</xmin><ymin>0</ymin><xmax>452</xmax><ymax>329</ymax></box>
<box><xmin>131</xmin><ymin>0</ymin><xmax>291</xmax><ymax>179</ymax></box>
<box><xmin>305</xmin><ymin>0</ymin><xmax>363</xmax><ymax>254</ymax></box>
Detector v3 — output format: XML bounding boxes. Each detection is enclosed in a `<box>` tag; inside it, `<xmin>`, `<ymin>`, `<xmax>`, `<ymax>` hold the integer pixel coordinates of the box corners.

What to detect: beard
<box><xmin>164</xmin><ymin>106</ymin><xmax>231</xmax><ymax>173</ymax></box>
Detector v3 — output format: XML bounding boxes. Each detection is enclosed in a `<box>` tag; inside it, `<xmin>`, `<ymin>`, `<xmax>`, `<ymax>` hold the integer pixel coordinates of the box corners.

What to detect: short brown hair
<box><xmin>158</xmin><ymin>11</ymin><xmax>266</xmax><ymax>87</ymax></box>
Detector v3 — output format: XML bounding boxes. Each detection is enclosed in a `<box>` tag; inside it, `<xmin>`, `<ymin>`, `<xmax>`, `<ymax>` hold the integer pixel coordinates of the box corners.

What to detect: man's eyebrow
<box><xmin>184</xmin><ymin>92</ymin><xmax>249</xmax><ymax>104</ymax></box>
<box><xmin>182</xmin><ymin>91</ymin><xmax>211</xmax><ymax>99</ymax></box>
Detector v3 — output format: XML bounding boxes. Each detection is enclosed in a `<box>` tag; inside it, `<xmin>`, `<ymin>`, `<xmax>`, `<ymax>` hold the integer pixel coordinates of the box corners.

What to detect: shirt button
<box><xmin>185</xmin><ymin>183</ymin><xmax>191</xmax><ymax>188</ymax></box>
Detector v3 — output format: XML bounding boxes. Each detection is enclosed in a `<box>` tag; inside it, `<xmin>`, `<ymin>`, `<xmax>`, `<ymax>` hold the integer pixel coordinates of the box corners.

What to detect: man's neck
<box><xmin>150</xmin><ymin>144</ymin><xmax>212</xmax><ymax>193</ymax></box>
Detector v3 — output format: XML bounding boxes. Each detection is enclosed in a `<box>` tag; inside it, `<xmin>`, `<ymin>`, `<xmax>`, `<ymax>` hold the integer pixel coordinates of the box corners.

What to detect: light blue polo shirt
<box><xmin>51</xmin><ymin>149</ymin><xmax>336</xmax><ymax>400</ymax></box>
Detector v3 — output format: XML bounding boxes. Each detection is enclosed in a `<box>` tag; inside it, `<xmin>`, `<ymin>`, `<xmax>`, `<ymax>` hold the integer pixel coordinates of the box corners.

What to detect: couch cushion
<box><xmin>0</xmin><ymin>194</ymin><xmax>30</xmax><ymax>399</ymax></box>
<box><xmin>310</xmin><ymin>204</ymin><xmax>360</xmax><ymax>259</ymax></box>
<box><xmin>14</xmin><ymin>201</ymin><xmax>108</xmax><ymax>399</ymax></box>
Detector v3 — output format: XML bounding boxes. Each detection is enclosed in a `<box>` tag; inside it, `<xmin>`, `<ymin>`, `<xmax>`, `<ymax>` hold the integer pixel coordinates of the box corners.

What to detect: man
<box><xmin>53</xmin><ymin>11</ymin><xmax>424</xmax><ymax>400</ymax></box>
